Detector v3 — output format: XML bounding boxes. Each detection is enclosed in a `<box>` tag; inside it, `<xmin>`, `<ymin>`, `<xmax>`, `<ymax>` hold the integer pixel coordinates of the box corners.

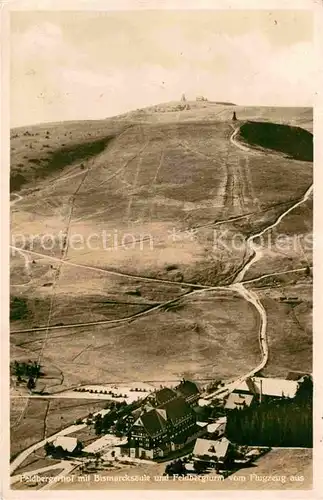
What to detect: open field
<box><xmin>10</xmin><ymin>265</ymin><xmax>187</xmax><ymax>331</ymax></box>
<box><xmin>12</xmin><ymin>467</ymin><xmax>66</xmax><ymax>491</ymax></box>
<box><xmin>14</xmin><ymin>454</ymin><xmax>61</xmax><ymax>475</ymax></box>
<box><xmin>256</xmin><ymin>282</ymin><xmax>312</xmax><ymax>377</ymax></box>
<box><xmin>10</xmin><ymin>398</ymin><xmax>49</xmax><ymax>458</ymax></box>
<box><xmin>10</xmin><ymin>120</ymin><xmax>126</xmax><ymax>192</ymax></box>
<box><xmin>11</xmin><ymin>289</ymin><xmax>260</xmax><ymax>392</ymax></box>
<box><xmin>10</xmin><ymin>105</ymin><xmax>312</xmax><ymax>332</ymax></box>
<box><xmin>242</xmin><ymin>195</ymin><xmax>312</xmax><ymax>282</ymax></box>
<box><xmin>116</xmin><ymin>102</ymin><xmax>313</xmax><ymax>132</ymax></box>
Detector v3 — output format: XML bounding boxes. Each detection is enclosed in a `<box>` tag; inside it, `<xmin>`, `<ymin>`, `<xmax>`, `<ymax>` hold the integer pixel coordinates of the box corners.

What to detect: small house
<box><xmin>234</xmin><ymin>377</ymin><xmax>299</xmax><ymax>399</ymax></box>
<box><xmin>52</xmin><ymin>436</ymin><xmax>78</xmax><ymax>454</ymax></box>
<box><xmin>224</xmin><ymin>393</ymin><xmax>254</xmax><ymax>410</ymax></box>
<box><xmin>207</xmin><ymin>416</ymin><xmax>227</xmax><ymax>437</ymax></box>
<box><xmin>193</xmin><ymin>437</ymin><xmax>232</xmax><ymax>465</ymax></box>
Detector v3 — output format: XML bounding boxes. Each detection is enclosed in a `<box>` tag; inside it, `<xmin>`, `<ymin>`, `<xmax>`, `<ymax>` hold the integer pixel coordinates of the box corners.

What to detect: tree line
<box><xmin>225</xmin><ymin>377</ymin><xmax>313</xmax><ymax>448</ymax></box>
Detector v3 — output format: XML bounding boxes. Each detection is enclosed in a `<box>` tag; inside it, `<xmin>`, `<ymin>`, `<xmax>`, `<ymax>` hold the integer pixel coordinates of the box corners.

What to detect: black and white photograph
<box><xmin>6</xmin><ymin>3</ymin><xmax>315</xmax><ymax>493</ymax></box>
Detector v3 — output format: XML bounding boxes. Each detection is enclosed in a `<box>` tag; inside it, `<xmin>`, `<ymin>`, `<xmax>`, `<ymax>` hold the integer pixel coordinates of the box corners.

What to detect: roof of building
<box><xmin>224</xmin><ymin>393</ymin><xmax>254</xmax><ymax>410</ymax></box>
<box><xmin>197</xmin><ymin>421</ymin><xmax>209</xmax><ymax>428</ymax></box>
<box><xmin>215</xmin><ymin>416</ymin><xmax>227</xmax><ymax>425</ymax></box>
<box><xmin>53</xmin><ymin>436</ymin><xmax>78</xmax><ymax>453</ymax></box>
<box><xmin>198</xmin><ymin>398</ymin><xmax>211</xmax><ymax>407</ymax></box>
<box><xmin>160</xmin><ymin>396</ymin><xmax>195</xmax><ymax>424</ymax></box>
<box><xmin>286</xmin><ymin>371</ymin><xmax>308</xmax><ymax>381</ymax></box>
<box><xmin>136</xmin><ymin>409</ymin><xmax>167</xmax><ymax>437</ymax></box>
<box><xmin>175</xmin><ymin>380</ymin><xmax>200</xmax><ymax>399</ymax></box>
<box><xmin>131</xmin><ymin>408</ymin><xmax>142</xmax><ymax>419</ymax></box>
<box><xmin>171</xmin><ymin>426</ymin><xmax>198</xmax><ymax>445</ymax></box>
<box><xmin>207</xmin><ymin>417</ymin><xmax>227</xmax><ymax>433</ymax></box>
<box><xmin>132</xmin><ymin>396</ymin><xmax>195</xmax><ymax>438</ymax></box>
<box><xmin>234</xmin><ymin>377</ymin><xmax>299</xmax><ymax>398</ymax></box>
<box><xmin>151</xmin><ymin>387</ymin><xmax>178</xmax><ymax>406</ymax></box>
<box><xmin>193</xmin><ymin>437</ymin><xmax>231</xmax><ymax>460</ymax></box>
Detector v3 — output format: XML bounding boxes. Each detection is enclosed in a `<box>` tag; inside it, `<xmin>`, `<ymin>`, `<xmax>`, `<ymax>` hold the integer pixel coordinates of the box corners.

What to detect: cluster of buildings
<box><xmin>120</xmin><ymin>372</ymin><xmax>309</xmax><ymax>462</ymax></box>
<box><xmin>199</xmin><ymin>372</ymin><xmax>307</xmax><ymax>409</ymax></box>
<box><xmin>190</xmin><ymin>372</ymin><xmax>310</xmax><ymax>468</ymax></box>
<box><xmin>48</xmin><ymin>372</ymin><xmax>310</xmax><ymax>468</ymax></box>
<box><xmin>223</xmin><ymin>372</ymin><xmax>306</xmax><ymax>409</ymax></box>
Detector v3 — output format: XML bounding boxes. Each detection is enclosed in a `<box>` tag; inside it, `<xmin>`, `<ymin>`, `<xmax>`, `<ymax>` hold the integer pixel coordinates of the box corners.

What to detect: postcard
<box><xmin>2</xmin><ymin>1</ymin><xmax>321</xmax><ymax>498</ymax></box>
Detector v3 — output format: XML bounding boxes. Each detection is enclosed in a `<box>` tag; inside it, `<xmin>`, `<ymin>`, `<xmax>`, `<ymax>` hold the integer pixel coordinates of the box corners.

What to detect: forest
<box><xmin>225</xmin><ymin>377</ymin><xmax>313</xmax><ymax>448</ymax></box>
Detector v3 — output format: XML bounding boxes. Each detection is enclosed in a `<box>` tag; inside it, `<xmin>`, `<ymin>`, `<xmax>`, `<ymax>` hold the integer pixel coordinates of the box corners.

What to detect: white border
<box><xmin>1</xmin><ymin>1</ymin><xmax>322</xmax><ymax>499</ymax></box>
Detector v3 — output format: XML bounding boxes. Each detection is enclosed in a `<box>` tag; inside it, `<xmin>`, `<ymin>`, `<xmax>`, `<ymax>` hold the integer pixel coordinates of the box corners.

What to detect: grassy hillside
<box><xmin>10</xmin><ymin>121</ymin><xmax>126</xmax><ymax>192</ymax></box>
<box><xmin>10</xmin><ymin>102</ymin><xmax>313</xmax><ymax>390</ymax></box>
<box><xmin>10</xmin><ymin>102</ymin><xmax>312</xmax><ymax>194</ymax></box>
<box><xmin>11</xmin><ymin>117</ymin><xmax>312</xmax><ymax>284</ymax></box>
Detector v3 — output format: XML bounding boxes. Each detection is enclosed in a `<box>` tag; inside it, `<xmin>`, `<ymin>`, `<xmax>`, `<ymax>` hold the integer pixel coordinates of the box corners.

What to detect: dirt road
<box><xmin>203</xmin><ymin>127</ymin><xmax>313</xmax><ymax>400</ymax></box>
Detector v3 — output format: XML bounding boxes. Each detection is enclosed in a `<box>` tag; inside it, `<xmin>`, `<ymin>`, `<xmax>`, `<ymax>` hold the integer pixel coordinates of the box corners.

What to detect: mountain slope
<box><xmin>10</xmin><ymin>103</ymin><xmax>313</xmax><ymax>389</ymax></box>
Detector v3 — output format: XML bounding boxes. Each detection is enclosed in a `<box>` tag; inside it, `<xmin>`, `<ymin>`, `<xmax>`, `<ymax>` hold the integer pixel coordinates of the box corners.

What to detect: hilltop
<box><xmin>112</xmin><ymin>101</ymin><xmax>312</xmax><ymax>131</ymax></box>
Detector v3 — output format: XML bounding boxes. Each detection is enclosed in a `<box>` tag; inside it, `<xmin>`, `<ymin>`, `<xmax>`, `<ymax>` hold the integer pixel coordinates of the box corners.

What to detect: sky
<box><xmin>10</xmin><ymin>10</ymin><xmax>313</xmax><ymax>127</ymax></box>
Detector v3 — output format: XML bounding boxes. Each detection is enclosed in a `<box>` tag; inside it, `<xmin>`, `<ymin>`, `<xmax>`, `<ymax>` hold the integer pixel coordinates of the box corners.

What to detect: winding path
<box><xmin>9</xmin><ymin>246</ymin><xmax>211</xmax><ymax>290</ymax></box>
<box><xmin>234</xmin><ymin>184</ymin><xmax>313</xmax><ymax>284</ymax></box>
<box><xmin>10</xmin><ymin>193</ymin><xmax>23</xmax><ymax>206</ymax></box>
<box><xmin>10</xmin><ymin>422</ymin><xmax>86</xmax><ymax>476</ymax></box>
<box><xmin>203</xmin><ymin>125</ymin><xmax>313</xmax><ymax>400</ymax></box>
<box><xmin>230</xmin><ymin>126</ymin><xmax>253</xmax><ymax>153</ymax></box>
